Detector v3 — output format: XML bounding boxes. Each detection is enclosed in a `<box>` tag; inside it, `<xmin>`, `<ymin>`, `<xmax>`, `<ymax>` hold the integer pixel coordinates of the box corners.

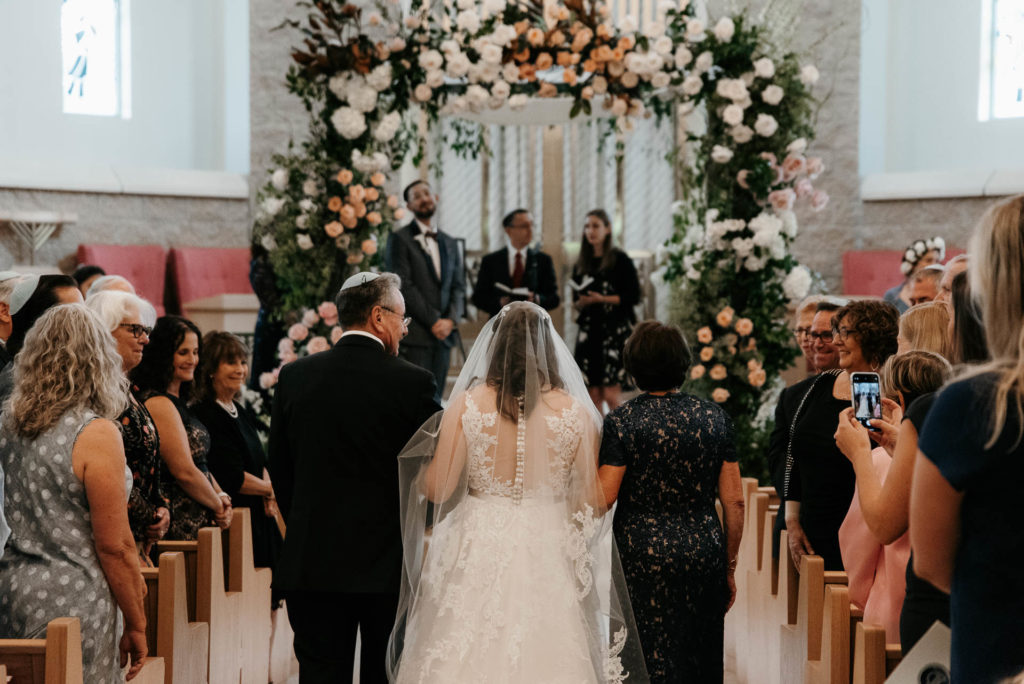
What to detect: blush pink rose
<box><xmin>301</xmin><ymin>310</ymin><xmax>320</xmax><ymax>328</ymax></box>
<box><xmin>361</xmin><ymin>238</ymin><xmax>379</xmax><ymax>255</ymax></box>
<box><xmin>288</xmin><ymin>323</ymin><xmax>309</xmax><ymax>342</ymax></box>
<box><xmin>259</xmin><ymin>372</ymin><xmax>278</xmax><ymax>389</ymax></box>
<box><xmin>697</xmin><ymin>326</ymin><xmax>713</xmax><ymax>343</ymax></box>
<box><xmin>781</xmin><ymin>153</ymin><xmax>806</xmax><ymax>181</ymax></box>
<box><xmin>748</xmin><ymin>368</ymin><xmax>767</xmax><ymax>387</ymax></box>
<box><xmin>709</xmin><ymin>364</ymin><xmax>727</xmax><ymax>380</ymax></box>
<box><xmin>280</xmin><ymin>349</ymin><xmax>298</xmax><ymax>365</ymax></box>
<box><xmin>806</xmin><ymin>157</ymin><xmax>825</xmax><ymax>178</ymax></box>
<box><xmin>768</xmin><ymin>188</ymin><xmax>796</xmax><ymax>211</ymax></box>
<box><xmin>735</xmin><ymin>317</ymin><xmax>754</xmax><ymax>336</ymax></box>
<box><xmin>736</xmin><ymin>170</ymin><xmax>750</xmax><ymax>189</ymax></box>
<box><xmin>700</xmin><ymin>346</ymin><xmax>714</xmax><ymax>362</ymax></box>
<box><xmin>715</xmin><ymin>306</ymin><xmax>735</xmax><ymax>328</ymax></box>
<box><xmin>811</xmin><ymin>189</ymin><xmax>830</xmax><ymax>211</ymax></box>
<box><xmin>795</xmin><ymin>178</ymin><xmax>814</xmax><ymax>199</ymax></box>
<box><xmin>277</xmin><ymin>337</ymin><xmax>295</xmax><ymax>355</ymax></box>
<box><xmin>712</xmin><ymin>387</ymin><xmax>730</xmax><ymax>403</ymax></box>
<box><xmin>307</xmin><ymin>336</ymin><xmax>330</xmax><ymax>354</ymax></box>
<box><xmin>690</xmin><ymin>365</ymin><xmax>706</xmax><ymax>379</ymax></box>
<box><xmin>318</xmin><ymin>301</ymin><xmax>339</xmax><ymax>326</ymax></box>
<box><xmin>330</xmin><ymin>326</ymin><xmax>344</xmax><ymax>344</ymax></box>
<box><xmin>747</xmin><ymin>358</ymin><xmax>762</xmax><ymax>371</ymax></box>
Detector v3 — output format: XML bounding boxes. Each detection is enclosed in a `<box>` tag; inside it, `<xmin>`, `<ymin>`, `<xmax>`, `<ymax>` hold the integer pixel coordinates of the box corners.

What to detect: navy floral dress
<box><xmin>600</xmin><ymin>392</ymin><xmax>737</xmax><ymax>684</ymax></box>
<box><xmin>137</xmin><ymin>389</ymin><xmax>215</xmax><ymax>540</ymax></box>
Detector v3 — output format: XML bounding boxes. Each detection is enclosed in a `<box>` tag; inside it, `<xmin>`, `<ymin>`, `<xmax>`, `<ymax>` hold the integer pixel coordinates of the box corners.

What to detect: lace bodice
<box><xmin>462</xmin><ymin>390</ymin><xmax>584</xmax><ymax>500</ymax></box>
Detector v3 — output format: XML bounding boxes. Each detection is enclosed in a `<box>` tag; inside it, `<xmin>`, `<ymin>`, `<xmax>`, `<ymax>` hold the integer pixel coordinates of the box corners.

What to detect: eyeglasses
<box><xmin>380</xmin><ymin>306</ymin><xmax>411</xmax><ymax>328</ymax></box>
<box><xmin>831</xmin><ymin>327</ymin><xmax>853</xmax><ymax>341</ymax></box>
<box><xmin>807</xmin><ymin>330</ymin><xmax>834</xmax><ymax>343</ymax></box>
<box><xmin>792</xmin><ymin>327</ymin><xmax>811</xmax><ymax>340</ymax></box>
<box><xmin>118</xmin><ymin>323</ymin><xmax>153</xmax><ymax>339</ymax></box>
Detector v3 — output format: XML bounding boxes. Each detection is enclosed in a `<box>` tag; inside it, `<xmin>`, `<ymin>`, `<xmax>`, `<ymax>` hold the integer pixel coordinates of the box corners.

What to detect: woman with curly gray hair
<box><xmin>0</xmin><ymin>304</ymin><xmax>150</xmax><ymax>680</ymax></box>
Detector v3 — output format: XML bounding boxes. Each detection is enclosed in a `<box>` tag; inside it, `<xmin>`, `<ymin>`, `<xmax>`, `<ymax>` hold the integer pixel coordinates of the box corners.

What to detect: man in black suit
<box><xmin>471</xmin><ymin>208</ymin><xmax>560</xmax><ymax>317</ymax></box>
<box><xmin>268</xmin><ymin>272</ymin><xmax>440</xmax><ymax>684</ymax></box>
<box><xmin>384</xmin><ymin>180</ymin><xmax>465</xmax><ymax>402</ymax></box>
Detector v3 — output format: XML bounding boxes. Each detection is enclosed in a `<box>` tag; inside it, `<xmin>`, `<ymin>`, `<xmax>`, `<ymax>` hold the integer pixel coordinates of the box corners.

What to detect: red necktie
<box><xmin>512</xmin><ymin>252</ymin><xmax>524</xmax><ymax>288</ymax></box>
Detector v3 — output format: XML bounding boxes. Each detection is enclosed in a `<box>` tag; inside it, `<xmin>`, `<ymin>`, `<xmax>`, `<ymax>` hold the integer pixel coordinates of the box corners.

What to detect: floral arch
<box><xmin>253</xmin><ymin>0</ymin><xmax>828</xmax><ymax>474</ymax></box>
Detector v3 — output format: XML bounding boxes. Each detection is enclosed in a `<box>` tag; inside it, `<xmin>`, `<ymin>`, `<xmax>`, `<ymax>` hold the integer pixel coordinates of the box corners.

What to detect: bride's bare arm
<box><xmin>422</xmin><ymin>398</ymin><xmax>467</xmax><ymax>503</ymax></box>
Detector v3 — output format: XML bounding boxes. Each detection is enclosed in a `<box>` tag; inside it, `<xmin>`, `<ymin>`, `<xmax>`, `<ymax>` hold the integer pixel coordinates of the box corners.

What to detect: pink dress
<box><xmin>838</xmin><ymin>447</ymin><xmax>910</xmax><ymax>642</ymax></box>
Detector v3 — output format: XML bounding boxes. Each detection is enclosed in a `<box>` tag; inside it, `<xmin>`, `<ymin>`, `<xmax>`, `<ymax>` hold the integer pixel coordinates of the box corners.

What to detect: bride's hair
<box><xmin>485</xmin><ymin>302</ymin><xmax>564</xmax><ymax>421</ymax></box>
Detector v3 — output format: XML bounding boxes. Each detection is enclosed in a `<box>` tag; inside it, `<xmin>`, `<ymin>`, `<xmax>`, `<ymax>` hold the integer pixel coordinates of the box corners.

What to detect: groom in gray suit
<box><xmin>384</xmin><ymin>180</ymin><xmax>465</xmax><ymax>401</ymax></box>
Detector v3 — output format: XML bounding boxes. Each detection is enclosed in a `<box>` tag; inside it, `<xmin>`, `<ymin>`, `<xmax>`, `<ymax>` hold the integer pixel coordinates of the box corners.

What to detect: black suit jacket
<box><xmin>384</xmin><ymin>222</ymin><xmax>466</xmax><ymax>349</ymax></box>
<box><xmin>268</xmin><ymin>335</ymin><xmax>441</xmax><ymax>594</ymax></box>
<box><xmin>471</xmin><ymin>246</ymin><xmax>560</xmax><ymax>317</ymax></box>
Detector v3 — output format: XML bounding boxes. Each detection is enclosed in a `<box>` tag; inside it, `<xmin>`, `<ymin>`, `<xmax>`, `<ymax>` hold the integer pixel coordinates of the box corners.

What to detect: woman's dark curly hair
<box><xmin>131</xmin><ymin>316</ymin><xmax>203</xmax><ymax>401</ymax></box>
<box><xmin>833</xmin><ymin>300</ymin><xmax>899</xmax><ymax>369</ymax></box>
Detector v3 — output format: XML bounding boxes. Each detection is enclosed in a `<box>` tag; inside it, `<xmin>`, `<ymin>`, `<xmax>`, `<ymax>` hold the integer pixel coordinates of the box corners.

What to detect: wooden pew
<box><xmin>740</xmin><ymin>492</ymin><xmax>773</xmax><ymax>681</ymax></box>
<box><xmin>155</xmin><ymin>540</ymin><xmax>199</xmax><ymax>621</ymax></box>
<box><xmin>156</xmin><ymin>551</ymin><xmax>210</xmax><ymax>684</ymax></box>
<box><xmin>746</xmin><ymin>503</ymin><xmax>782</xmax><ymax>684</ymax></box>
<box><xmin>727</xmin><ymin>477</ymin><xmax>761</xmax><ymax>671</ymax></box>
<box><xmin>224</xmin><ymin>508</ymin><xmax>272</xmax><ymax>684</ymax></box>
<box><xmin>0</xmin><ymin>617</ymin><xmax>165</xmax><ymax>684</ymax></box>
<box><xmin>853</xmin><ymin>622</ymin><xmax>902</xmax><ymax>684</ymax></box>
<box><xmin>805</xmin><ymin>583</ymin><xmax>861</xmax><ymax>684</ymax></box>
<box><xmin>197</xmin><ymin>525</ymin><xmax>243</xmax><ymax>683</ymax></box>
<box><xmin>141</xmin><ymin>567</ymin><xmax>161</xmax><ymax>663</ymax></box>
<box><xmin>778</xmin><ymin>555</ymin><xmax>848</xmax><ymax>684</ymax></box>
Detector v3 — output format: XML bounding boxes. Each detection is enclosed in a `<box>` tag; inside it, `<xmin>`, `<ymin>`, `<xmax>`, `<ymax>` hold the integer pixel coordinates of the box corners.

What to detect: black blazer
<box><xmin>268</xmin><ymin>335</ymin><xmax>441</xmax><ymax>594</ymax></box>
<box><xmin>384</xmin><ymin>222</ymin><xmax>466</xmax><ymax>349</ymax></box>
<box><xmin>471</xmin><ymin>246</ymin><xmax>560</xmax><ymax>317</ymax></box>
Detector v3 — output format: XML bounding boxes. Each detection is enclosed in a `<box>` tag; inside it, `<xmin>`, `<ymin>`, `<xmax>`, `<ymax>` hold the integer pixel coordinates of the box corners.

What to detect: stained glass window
<box><xmin>61</xmin><ymin>0</ymin><xmax>130</xmax><ymax>117</ymax></box>
<box><xmin>982</xmin><ymin>0</ymin><xmax>1024</xmax><ymax>120</ymax></box>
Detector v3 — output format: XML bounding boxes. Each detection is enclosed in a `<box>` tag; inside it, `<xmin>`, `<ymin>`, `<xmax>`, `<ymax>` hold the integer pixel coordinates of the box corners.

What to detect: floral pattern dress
<box><xmin>137</xmin><ymin>388</ymin><xmax>215</xmax><ymax>540</ymax></box>
<box><xmin>571</xmin><ymin>249</ymin><xmax>641</xmax><ymax>389</ymax></box>
<box><xmin>600</xmin><ymin>393</ymin><xmax>736</xmax><ymax>684</ymax></box>
<box><xmin>120</xmin><ymin>391</ymin><xmax>166</xmax><ymax>563</ymax></box>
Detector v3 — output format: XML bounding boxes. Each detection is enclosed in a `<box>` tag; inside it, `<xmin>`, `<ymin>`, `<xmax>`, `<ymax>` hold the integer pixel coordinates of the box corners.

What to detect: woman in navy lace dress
<box><xmin>599</xmin><ymin>321</ymin><xmax>745</xmax><ymax>684</ymax></box>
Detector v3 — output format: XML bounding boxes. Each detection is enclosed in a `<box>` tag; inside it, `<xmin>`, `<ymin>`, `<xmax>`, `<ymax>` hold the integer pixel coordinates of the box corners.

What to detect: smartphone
<box><xmin>851</xmin><ymin>372</ymin><xmax>882</xmax><ymax>430</ymax></box>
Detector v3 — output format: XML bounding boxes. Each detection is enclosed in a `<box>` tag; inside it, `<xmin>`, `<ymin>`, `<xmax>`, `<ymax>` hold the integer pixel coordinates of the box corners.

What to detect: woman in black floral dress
<box><xmin>86</xmin><ymin>291</ymin><xmax>169</xmax><ymax>566</ymax></box>
<box><xmin>133</xmin><ymin>316</ymin><xmax>233</xmax><ymax>542</ymax></box>
<box><xmin>599</xmin><ymin>321</ymin><xmax>746</xmax><ymax>684</ymax></box>
<box><xmin>571</xmin><ymin>209</ymin><xmax>641</xmax><ymax>413</ymax></box>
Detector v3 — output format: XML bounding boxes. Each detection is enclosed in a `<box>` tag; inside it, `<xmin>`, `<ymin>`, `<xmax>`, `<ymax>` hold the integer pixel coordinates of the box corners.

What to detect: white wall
<box><xmin>859</xmin><ymin>0</ymin><xmax>1024</xmax><ymax>175</ymax></box>
<box><xmin>0</xmin><ymin>0</ymin><xmax>250</xmax><ymax>173</ymax></box>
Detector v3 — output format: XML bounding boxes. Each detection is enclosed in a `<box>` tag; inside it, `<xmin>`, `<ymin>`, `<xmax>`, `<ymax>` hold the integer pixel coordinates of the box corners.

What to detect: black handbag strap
<box><xmin>782</xmin><ymin>369</ymin><xmax>841</xmax><ymax>498</ymax></box>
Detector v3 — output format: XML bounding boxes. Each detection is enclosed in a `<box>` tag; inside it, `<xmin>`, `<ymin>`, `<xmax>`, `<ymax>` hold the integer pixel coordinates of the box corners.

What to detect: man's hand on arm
<box><xmin>431</xmin><ymin>318</ymin><xmax>455</xmax><ymax>340</ymax></box>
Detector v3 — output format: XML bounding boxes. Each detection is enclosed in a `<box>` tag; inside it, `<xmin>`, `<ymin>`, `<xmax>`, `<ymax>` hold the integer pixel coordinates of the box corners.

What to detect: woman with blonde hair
<box><xmin>897</xmin><ymin>301</ymin><xmax>950</xmax><ymax>358</ymax></box>
<box><xmin>912</xmin><ymin>194</ymin><xmax>1024</xmax><ymax>682</ymax></box>
<box><xmin>0</xmin><ymin>305</ymin><xmax>149</xmax><ymax>680</ymax></box>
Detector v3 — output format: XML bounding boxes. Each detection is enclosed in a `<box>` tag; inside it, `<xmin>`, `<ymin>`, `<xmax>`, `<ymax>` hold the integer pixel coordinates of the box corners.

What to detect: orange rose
<box><xmin>536</xmin><ymin>53</ymin><xmax>553</xmax><ymax>71</ymax></box>
<box><xmin>352</xmin><ymin>202</ymin><xmax>367</xmax><ymax>218</ymax></box>
<box><xmin>582</xmin><ymin>58</ymin><xmax>598</xmax><ymax>73</ymax></box>
<box><xmin>617</xmin><ymin>36</ymin><xmax>634</xmax><ymax>51</ymax></box>
<box><xmin>556</xmin><ymin>51</ymin><xmax>572</xmax><ymax>67</ymax></box>
<box><xmin>581</xmin><ymin>86</ymin><xmax>594</xmax><ymax>99</ymax></box>
<box><xmin>514</xmin><ymin>19</ymin><xmax>530</xmax><ymax>34</ymax></box>
<box><xmin>748</xmin><ymin>368</ymin><xmax>767</xmax><ymax>387</ymax></box>
<box><xmin>735</xmin><ymin>317</ymin><xmax>754</xmax><ymax>336</ymax></box>
<box><xmin>349</xmin><ymin>185</ymin><xmax>366</xmax><ymax>203</ymax></box>
<box><xmin>325</xmin><ymin>221</ymin><xmax>343</xmax><ymax>238</ymax></box>
<box><xmin>337</xmin><ymin>169</ymin><xmax>354</xmax><ymax>185</ymax></box>
<box><xmin>611</xmin><ymin>47</ymin><xmax>625</xmax><ymax>61</ymax></box>
<box><xmin>709</xmin><ymin>364</ymin><xmax>727</xmax><ymax>380</ymax></box>
<box><xmin>361</xmin><ymin>237</ymin><xmax>379</xmax><ymax>255</ymax></box>
<box><xmin>519</xmin><ymin>64</ymin><xmax>537</xmax><ymax>81</ymax></box>
<box><xmin>712</xmin><ymin>388</ymin><xmax>730</xmax><ymax>403</ymax></box>
<box><xmin>364</xmin><ymin>187</ymin><xmax>380</xmax><ymax>202</ymax></box>
<box><xmin>716</xmin><ymin>306</ymin><xmax>735</xmax><ymax>328</ymax></box>
<box><xmin>596</xmin><ymin>23</ymin><xmax>612</xmax><ymax>39</ymax></box>
<box><xmin>690</xmin><ymin>365</ymin><xmax>706</xmax><ymax>380</ymax></box>
<box><xmin>699</xmin><ymin>346</ymin><xmax>714</xmax><ymax>362</ymax></box>
<box><xmin>594</xmin><ymin>45</ymin><xmax>613</xmax><ymax>62</ymax></box>
<box><xmin>366</xmin><ymin>212</ymin><xmax>382</xmax><ymax>226</ymax></box>
<box><xmin>526</xmin><ymin>28</ymin><xmax>545</xmax><ymax>47</ymax></box>
<box><xmin>563</xmin><ymin>68</ymin><xmax>577</xmax><ymax>86</ymax></box>
<box><xmin>538</xmin><ymin>82</ymin><xmax>557</xmax><ymax>97</ymax></box>
<box><xmin>548</xmin><ymin>30</ymin><xmax>566</xmax><ymax>47</ymax></box>
<box><xmin>327</xmin><ymin>196</ymin><xmax>343</xmax><ymax>212</ymax></box>
<box><xmin>339</xmin><ymin>205</ymin><xmax>357</xmax><ymax>225</ymax></box>
<box><xmin>514</xmin><ymin>48</ymin><xmax>530</xmax><ymax>63</ymax></box>
<box><xmin>387</xmin><ymin>194</ymin><xmax>399</xmax><ymax>208</ymax></box>
<box><xmin>370</xmin><ymin>171</ymin><xmax>386</xmax><ymax>186</ymax></box>
<box><xmin>394</xmin><ymin>208</ymin><xmax>406</xmax><ymax>220</ymax></box>
<box><xmin>556</xmin><ymin>6</ymin><xmax>569</xmax><ymax>21</ymax></box>
<box><xmin>340</xmin><ymin>214</ymin><xmax>358</xmax><ymax>229</ymax></box>
<box><xmin>571</xmin><ymin>28</ymin><xmax>592</xmax><ymax>53</ymax></box>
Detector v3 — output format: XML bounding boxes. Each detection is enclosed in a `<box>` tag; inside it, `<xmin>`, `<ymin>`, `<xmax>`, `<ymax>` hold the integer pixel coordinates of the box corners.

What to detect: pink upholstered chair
<box><xmin>76</xmin><ymin>244</ymin><xmax>168</xmax><ymax>315</ymax></box>
<box><xmin>842</xmin><ymin>249</ymin><xmax>966</xmax><ymax>297</ymax></box>
<box><xmin>166</xmin><ymin>246</ymin><xmax>254</xmax><ymax>316</ymax></box>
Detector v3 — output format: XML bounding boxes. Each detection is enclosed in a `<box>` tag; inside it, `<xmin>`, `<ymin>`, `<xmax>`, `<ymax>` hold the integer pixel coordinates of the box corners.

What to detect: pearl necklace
<box><xmin>216</xmin><ymin>398</ymin><xmax>238</xmax><ymax>418</ymax></box>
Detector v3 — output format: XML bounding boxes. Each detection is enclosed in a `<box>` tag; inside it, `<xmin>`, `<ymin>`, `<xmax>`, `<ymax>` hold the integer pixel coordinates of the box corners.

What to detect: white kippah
<box><xmin>340</xmin><ymin>271</ymin><xmax>381</xmax><ymax>291</ymax></box>
<box><xmin>0</xmin><ymin>270</ymin><xmax>21</xmax><ymax>283</ymax></box>
<box><xmin>10</xmin><ymin>274</ymin><xmax>40</xmax><ymax>315</ymax></box>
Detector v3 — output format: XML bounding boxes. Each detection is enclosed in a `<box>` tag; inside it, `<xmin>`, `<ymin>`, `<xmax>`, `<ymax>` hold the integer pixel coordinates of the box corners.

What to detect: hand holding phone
<box><xmin>851</xmin><ymin>372</ymin><xmax>882</xmax><ymax>431</ymax></box>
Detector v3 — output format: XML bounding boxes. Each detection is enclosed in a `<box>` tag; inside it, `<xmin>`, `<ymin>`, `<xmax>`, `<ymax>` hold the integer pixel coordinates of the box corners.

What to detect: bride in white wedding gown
<box><xmin>387</xmin><ymin>302</ymin><xmax>649</xmax><ymax>684</ymax></box>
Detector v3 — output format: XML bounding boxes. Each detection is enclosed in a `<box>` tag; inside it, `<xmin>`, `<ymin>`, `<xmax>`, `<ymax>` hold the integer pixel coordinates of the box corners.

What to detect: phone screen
<box><xmin>851</xmin><ymin>372</ymin><xmax>882</xmax><ymax>430</ymax></box>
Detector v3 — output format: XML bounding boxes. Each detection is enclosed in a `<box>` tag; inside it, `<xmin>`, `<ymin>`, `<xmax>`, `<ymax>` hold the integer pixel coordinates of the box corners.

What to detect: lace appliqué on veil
<box><xmin>603</xmin><ymin>627</ymin><xmax>629</xmax><ymax>684</ymax></box>
<box><xmin>564</xmin><ymin>503</ymin><xmax>598</xmax><ymax>600</ymax></box>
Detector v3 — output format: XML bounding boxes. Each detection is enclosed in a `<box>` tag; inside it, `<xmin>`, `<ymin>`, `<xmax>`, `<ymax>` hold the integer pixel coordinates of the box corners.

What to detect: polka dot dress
<box><xmin>0</xmin><ymin>410</ymin><xmax>128</xmax><ymax>681</ymax></box>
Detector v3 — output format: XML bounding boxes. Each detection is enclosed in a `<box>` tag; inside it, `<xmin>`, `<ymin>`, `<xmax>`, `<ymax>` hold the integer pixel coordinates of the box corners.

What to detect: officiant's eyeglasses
<box><xmin>119</xmin><ymin>323</ymin><xmax>153</xmax><ymax>339</ymax></box>
<box><xmin>380</xmin><ymin>306</ymin><xmax>411</xmax><ymax>328</ymax></box>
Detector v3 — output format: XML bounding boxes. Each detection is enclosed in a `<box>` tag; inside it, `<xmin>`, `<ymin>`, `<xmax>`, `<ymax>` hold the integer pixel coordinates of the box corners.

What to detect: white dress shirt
<box><xmin>507</xmin><ymin>244</ymin><xmax>530</xmax><ymax>283</ymax></box>
<box><xmin>340</xmin><ymin>330</ymin><xmax>384</xmax><ymax>348</ymax></box>
<box><xmin>414</xmin><ymin>219</ymin><xmax>442</xmax><ymax>279</ymax></box>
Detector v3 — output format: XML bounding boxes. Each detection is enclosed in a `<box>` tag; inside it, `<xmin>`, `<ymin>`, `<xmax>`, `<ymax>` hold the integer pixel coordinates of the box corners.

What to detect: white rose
<box><xmin>745</xmin><ymin>255</ymin><xmax>768</xmax><ymax>272</ymax></box>
<box><xmin>447</xmin><ymin>95</ymin><xmax>468</xmax><ymax>114</ymax></box>
<box><xmin>503</xmin><ymin>62</ymin><xmax>521</xmax><ymax>82</ymax></box>
<box><xmin>480</xmin><ymin>43</ymin><xmax>503</xmax><ymax>64</ymax></box>
<box><xmin>751</xmin><ymin>226</ymin><xmax>777</xmax><ymax>248</ymax></box>
<box><xmin>643</xmin><ymin>20</ymin><xmax>665</xmax><ymax>38</ymax></box>
<box><xmin>731</xmin><ymin>237</ymin><xmax>754</xmax><ymax>258</ymax></box>
<box><xmin>674</xmin><ymin>46</ymin><xmax>693</xmax><ymax>69</ymax></box>
<box><xmin>711</xmin><ymin>145</ymin><xmax>734</xmax><ymax>163</ymax></box>
<box><xmin>754</xmin><ymin>113</ymin><xmax>778</xmax><ymax>137</ymax></box>
<box><xmin>651</xmin><ymin>72</ymin><xmax>671</xmax><ymax>88</ymax></box>
<box><xmin>800</xmin><ymin>64</ymin><xmax>820</xmax><ymax>85</ymax></box>
<box><xmin>298</xmin><ymin>198</ymin><xmax>315</xmax><ymax>212</ymax></box>
<box><xmin>414</xmin><ymin>83</ymin><xmax>433</xmax><ymax>101</ymax></box>
<box><xmin>716</xmin><ymin>78</ymin><xmax>748</xmax><ymax>102</ymax></box>
<box><xmin>259</xmin><ymin>234</ymin><xmax>277</xmax><ymax>251</ymax></box>
<box><xmin>478</xmin><ymin>62</ymin><xmax>501</xmax><ymax>83</ymax></box>
<box><xmin>296</xmin><ymin>215</ymin><xmax>309</xmax><ymax>229</ymax></box>
<box><xmin>456</xmin><ymin>10</ymin><xmax>481</xmax><ymax>33</ymax></box>
<box><xmin>686</xmin><ymin>18</ymin><xmax>704</xmax><ymax>39</ymax></box>
<box><xmin>331</xmin><ymin>107</ymin><xmax>366</xmax><ymax>139</ymax></box>
<box><xmin>418</xmin><ymin>50</ymin><xmax>444</xmax><ymax>71</ymax></box>
<box><xmin>271</xmin><ymin>168</ymin><xmax>289</xmax><ymax>191</ymax></box>
<box><xmin>749</xmin><ymin>212</ymin><xmax>783</xmax><ymax>236</ymax></box>
<box><xmin>782</xmin><ymin>266</ymin><xmax>812</xmax><ymax>302</ymax></box>
<box><xmin>653</xmin><ymin>35</ymin><xmax>674</xmax><ymax>56</ymax></box>
<box><xmin>620</xmin><ymin>15</ymin><xmax>638</xmax><ymax>33</ymax></box>
<box><xmin>492</xmin><ymin>23</ymin><xmax>517</xmax><ymax>46</ymax></box>
<box><xmin>426</xmin><ymin>69</ymin><xmax>445</xmax><ymax>88</ymax></box>
<box><xmin>682</xmin><ymin>75</ymin><xmax>703</xmax><ymax>95</ymax></box>
<box><xmin>509</xmin><ymin>94</ymin><xmax>529</xmax><ymax>110</ymax></box>
<box><xmin>787</xmin><ymin>138</ymin><xmax>808</xmax><ymax>154</ymax></box>
<box><xmin>389</xmin><ymin>37</ymin><xmax>406</xmax><ymax>52</ymax></box>
<box><xmin>446</xmin><ymin>52</ymin><xmax>471</xmax><ymax>77</ymax></box>
<box><xmin>302</xmin><ymin>179</ymin><xmax>318</xmax><ymax>197</ymax></box>
<box><xmin>352</xmin><ymin>149</ymin><xmax>388</xmax><ymax>174</ymax></box>
<box><xmin>348</xmin><ymin>81</ymin><xmax>378</xmax><ymax>113</ymax></box>
<box><xmin>296</xmin><ymin>234</ymin><xmax>314</xmax><ymax>250</ymax></box>
<box><xmin>695</xmin><ymin>51</ymin><xmax>713</xmax><ymax>72</ymax></box>
<box><xmin>367</xmin><ymin>63</ymin><xmax>393</xmax><ymax>92</ymax></box>
<box><xmin>404</xmin><ymin>15</ymin><xmax>421</xmax><ymax>30</ymax></box>
<box><xmin>610</xmin><ymin>98</ymin><xmax>628</xmax><ymax>116</ymax></box>
<box><xmin>482</xmin><ymin>0</ymin><xmax>506</xmax><ymax>15</ymax></box>
<box><xmin>686</xmin><ymin>267</ymin><xmax>701</xmax><ymax>281</ymax></box>
<box><xmin>593</xmin><ymin>75</ymin><xmax>609</xmax><ymax>94</ymax></box>
<box><xmin>779</xmin><ymin>210</ymin><xmax>798</xmax><ymax>238</ymax></box>
<box><xmin>753</xmin><ymin>57</ymin><xmax>775</xmax><ymax>79</ymax></box>
<box><xmin>761</xmin><ymin>84</ymin><xmax>784</xmax><ymax>105</ymax></box>
<box><xmin>373</xmin><ymin>111</ymin><xmax>402</xmax><ymax>142</ymax></box>
<box><xmin>456</xmin><ymin>0</ymin><xmax>474</xmax><ymax>9</ymax></box>
<box><xmin>328</xmin><ymin>73</ymin><xmax>351</xmax><ymax>100</ymax></box>
<box><xmin>722</xmin><ymin>104</ymin><xmax>744</xmax><ymax>126</ymax></box>
<box><xmin>621</xmin><ymin>72</ymin><xmax>640</xmax><ymax>88</ymax></box>
<box><xmin>713</xmin><ymin>17</ymin><xmax>735</xmax><ymax>42</ymax></box>
<box><xmin>731</xmin><ymin>125</ymin><xmax>754</xmax><ymax>143</ymax></box>
<box><xmin>491</xmin><ymin>80</ymin><xmax>511</xmax><ymax>100</ymax></box>
<box><xmin>466</xmin><ymin>84</ymin><xmax>490</xmax><ymax>110</ymax></box>
<box><xmin>441</xmin><ymin>39</ymin><xmax>460</xmax><ymax>55</ymax></box>
<box><xmin>770</xmin><ymin>234</ymin><xmax>787</xmax><ymax>259</ymax></box>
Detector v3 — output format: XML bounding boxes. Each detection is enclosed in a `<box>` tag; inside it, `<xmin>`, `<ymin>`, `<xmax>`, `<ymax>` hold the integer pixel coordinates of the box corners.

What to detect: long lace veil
<box><xmin>386</xmin><ymin>301</ymin><xmax>649</xmax><ymax>683</ymax></box>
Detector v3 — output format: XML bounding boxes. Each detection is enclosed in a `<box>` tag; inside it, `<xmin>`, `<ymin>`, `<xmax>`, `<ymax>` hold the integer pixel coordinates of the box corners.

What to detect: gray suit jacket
<box><xmin>384</xmin><ymin>222</ymin><xmax>465</xmax><ymax>349</ymax></box>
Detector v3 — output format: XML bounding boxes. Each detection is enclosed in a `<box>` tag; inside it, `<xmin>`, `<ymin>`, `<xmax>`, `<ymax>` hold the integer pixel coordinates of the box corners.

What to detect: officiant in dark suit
<box><xmin>384</xmin><ymin>180</ymin><xmax>465</xmax><ymax>402</ymax></box>
<box><xmin>471</xmin><ymin>208</ymin><xmax>560</xmax><ymax>318</ymax></box>
<box><xmin>269</xmin><ymin>272</ymin><xmax>440</xmax><ymax>684</ymax></box>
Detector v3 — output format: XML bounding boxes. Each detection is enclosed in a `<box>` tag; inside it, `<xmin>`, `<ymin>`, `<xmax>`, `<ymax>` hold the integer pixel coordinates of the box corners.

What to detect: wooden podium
<box><xmin>183</xmin><ymin>293</ymin><xmax>259</xmax><ymax>335</ymax></box>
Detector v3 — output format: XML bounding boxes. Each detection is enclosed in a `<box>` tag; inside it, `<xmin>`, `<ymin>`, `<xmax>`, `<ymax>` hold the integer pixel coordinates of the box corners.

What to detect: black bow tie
<box><xmin>421</xmin><ymin>230</ymin><xmax>437</xmax><ymax>240</ymax></box>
